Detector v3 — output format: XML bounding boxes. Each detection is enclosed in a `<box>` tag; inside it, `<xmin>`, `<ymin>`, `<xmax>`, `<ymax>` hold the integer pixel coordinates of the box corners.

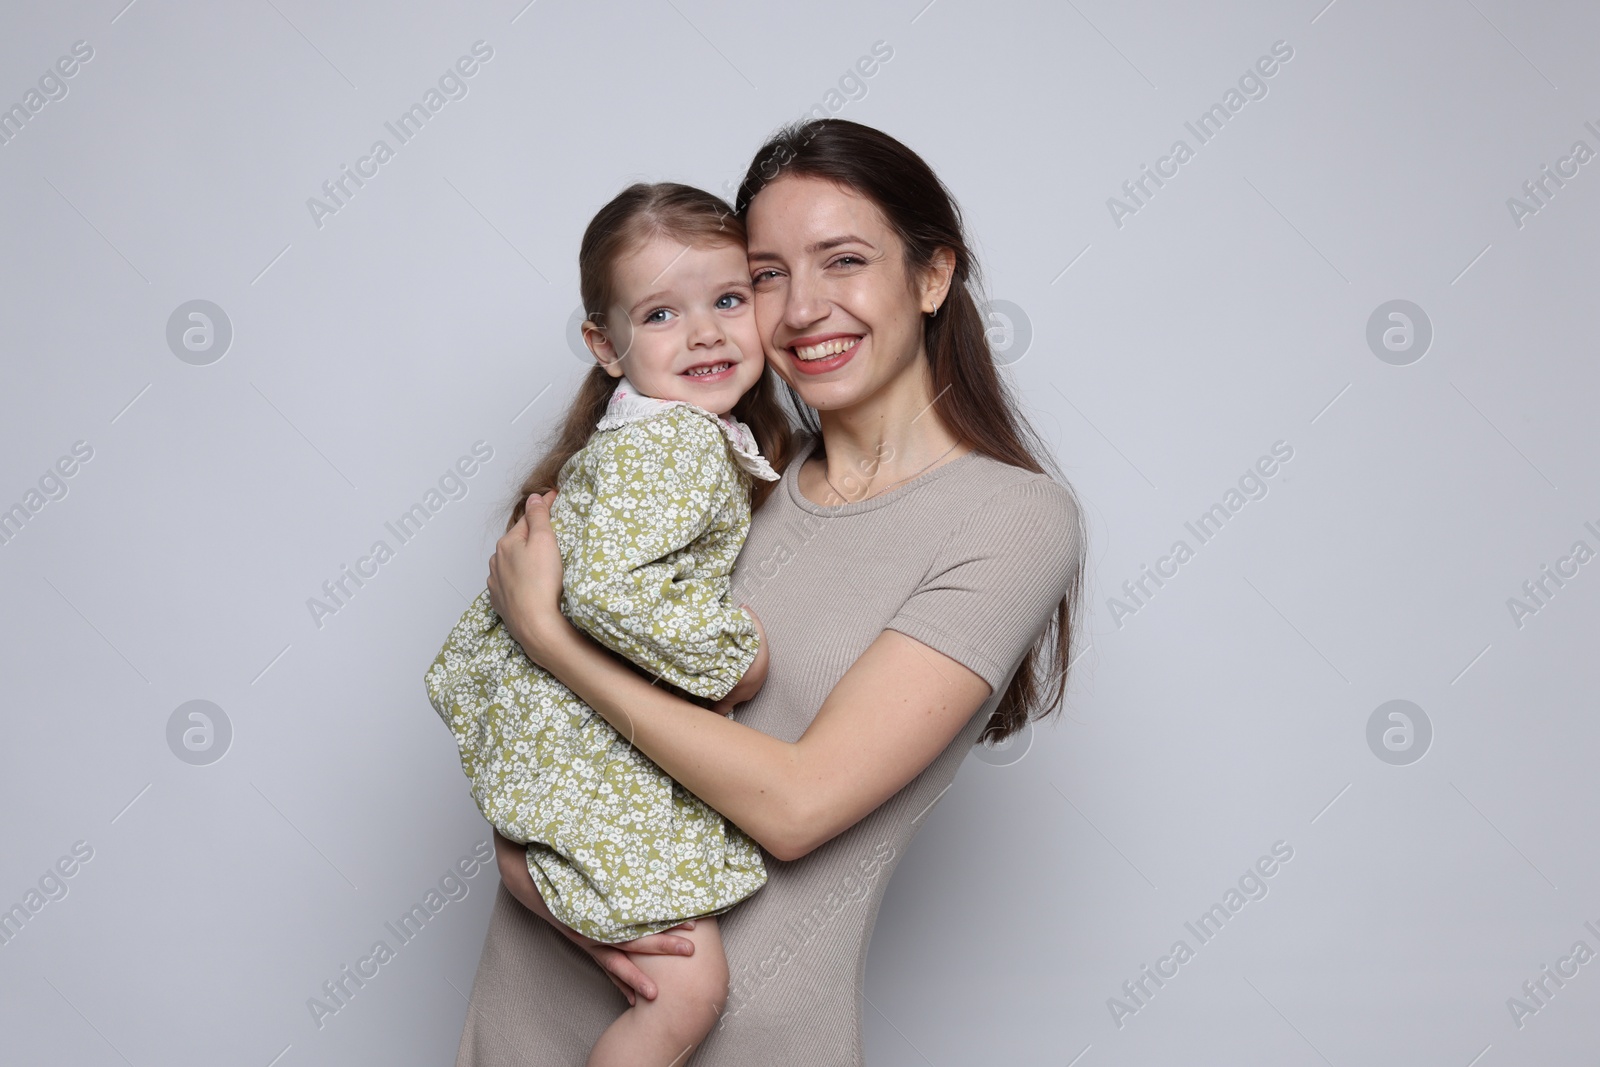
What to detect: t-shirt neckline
<box><xmin>783</xmin><ymin>433</ymin><xmax>980</xmax><ymax>516</ymax></box>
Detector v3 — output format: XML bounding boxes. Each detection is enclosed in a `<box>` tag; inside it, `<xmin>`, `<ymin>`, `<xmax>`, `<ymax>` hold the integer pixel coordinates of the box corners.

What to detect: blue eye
<box><xmin>644</xmin><ymin>308</ymin><xmax>673</xmax><ymax>324</ymax></box>
<box><xmin>751</xmin><ymin>269</ymin><xmax>781</xmax><ymax>285</ymax></box>
<box><xmin>830</xmin><ymin>255</ymin><xmax>863</xmax><ymax>268</ymax></box>
<box><xmin>716</xmin><ymin>293</ymin><xmax>744</xmax><ymax>310</ymax></box>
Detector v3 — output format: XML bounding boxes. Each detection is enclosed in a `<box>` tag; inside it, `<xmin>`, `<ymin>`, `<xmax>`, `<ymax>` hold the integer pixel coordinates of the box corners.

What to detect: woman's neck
<box><xmin>806</xmin><ymin>356</ymin><xmax>968</xmax><ymax>503</ymax></box>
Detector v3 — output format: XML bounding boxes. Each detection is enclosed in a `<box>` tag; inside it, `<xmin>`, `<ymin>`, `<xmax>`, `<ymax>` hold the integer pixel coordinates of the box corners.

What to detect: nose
<box><xmin>686</xmin><ymin>307</ymin><xmax>724</xmax><ymax>350</ymax></box>
<box><xmin>783</xmin><ymin>269</ymin><xmax>827</xmax><ymax>334</ymax></box>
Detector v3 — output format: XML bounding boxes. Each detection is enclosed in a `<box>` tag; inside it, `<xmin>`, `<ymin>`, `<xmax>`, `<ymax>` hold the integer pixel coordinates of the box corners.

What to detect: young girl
<box><xmin>424</xmin><ymin>182</ymin><xmax>793</xmax><ymax>1066</ymax></box>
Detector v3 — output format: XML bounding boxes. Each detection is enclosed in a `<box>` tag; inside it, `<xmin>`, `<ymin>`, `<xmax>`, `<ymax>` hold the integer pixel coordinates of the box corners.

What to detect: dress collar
<box><xmin>594</xmin><ymin>375</ymin><xmax>780</xmax><ymax>482</ymax></box>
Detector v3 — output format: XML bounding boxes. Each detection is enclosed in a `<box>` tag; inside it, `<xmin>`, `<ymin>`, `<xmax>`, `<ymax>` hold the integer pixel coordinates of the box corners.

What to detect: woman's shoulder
<box><xmin>941</xmin><ymin>451</ymin><xmax>1083</xmax><ymax>536</ymax></box>
<box><xmin>879</xmin><ymin>452</ymin><xmax>1084</xmax><ymax>695</ymax></box>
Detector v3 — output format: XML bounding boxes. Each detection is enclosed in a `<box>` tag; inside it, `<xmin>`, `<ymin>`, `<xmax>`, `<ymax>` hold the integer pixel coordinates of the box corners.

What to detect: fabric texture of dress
<box><xmin>424</xmin><ymin>375</ymin><xmax>780</xmax><ymax>943</ymax></box>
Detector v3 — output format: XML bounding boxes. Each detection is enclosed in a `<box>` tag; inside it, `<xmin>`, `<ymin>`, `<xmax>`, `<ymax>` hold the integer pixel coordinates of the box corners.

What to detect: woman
<box><xmin>454</xmin><ymin>118</ymin><xmax>1087</xmax><ymax>1065</ymax></box>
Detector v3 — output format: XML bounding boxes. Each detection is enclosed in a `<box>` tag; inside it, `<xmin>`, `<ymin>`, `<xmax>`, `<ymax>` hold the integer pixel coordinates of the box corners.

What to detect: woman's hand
<box><xmin>492</xmin><ymin>830</ymin><xmax>695</xmax><ymax>1006</ymax></box>
<box><xmin>576</xmin><ymin>923</ymin><xmax>700</xmax><ymax>1007</ymax></box>
<box><xmin>487</xmin><ymin>489</ymin><xmax>568</xmax><ymax>664</ymax></box>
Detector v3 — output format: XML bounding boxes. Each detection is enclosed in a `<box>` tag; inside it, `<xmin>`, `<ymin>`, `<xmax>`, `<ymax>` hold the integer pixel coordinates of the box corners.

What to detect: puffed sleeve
<box><xmin>559</xmin><ymin>409</ymin><xmax>760</xmax><ymax>702</ymax></box>
<box><xmin>885</xmin><ymin>477</ymin><xmax>1083</xmax><ymax>694</ymax></box>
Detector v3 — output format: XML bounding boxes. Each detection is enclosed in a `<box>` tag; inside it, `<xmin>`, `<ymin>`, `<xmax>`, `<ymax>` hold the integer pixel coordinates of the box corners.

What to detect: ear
<box><xmin>582</xmin><ymin>319</ymin><xmax>625</xmax><ymax>378</ymax></box>
<box><xmin>917</xmin><ymin>247</ymin><xmax>956</xmax><ymax>316</ymax></box>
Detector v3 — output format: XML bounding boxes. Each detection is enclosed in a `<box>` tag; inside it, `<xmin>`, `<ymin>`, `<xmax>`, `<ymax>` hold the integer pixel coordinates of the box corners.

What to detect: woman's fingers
<box><xmin>614</xmin><ymin>929</ymin><xmax>696</xmax><ymax>956</ymax></box>
<box><xmin>590</xmin><ymin>945</ymin><xmax>656</xmax><ymax>1002</ymax></box>
<box><xmin>524</xmin><ymin>491</ymin><xmax>552</xmax><ymax>527</ymax></box>
<box><xmin>600</xmin><ymin>960</ymin><xmax>637</xmax><ymax>1006</ymax></box>
<box><xmin>502</xmin><ymin>513</ymin><xmax>528</xmax><ymax>544</ymax></box>
<box><xmin>584</xmin><ymin>921</ymin><xmax>698</xmax><ymax>1006</ymax></box>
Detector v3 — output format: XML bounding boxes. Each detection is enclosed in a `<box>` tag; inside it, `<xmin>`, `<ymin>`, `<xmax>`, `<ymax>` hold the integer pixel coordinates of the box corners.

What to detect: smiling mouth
<box><xmin>791</xmin><ymin>337</ymin><xmax>861</xmax><ymax>360</ymax></box>
<box><xmin>683</xmin><ymin>361</ymin><xmax>732</xmax><ymax>377</ymax></box>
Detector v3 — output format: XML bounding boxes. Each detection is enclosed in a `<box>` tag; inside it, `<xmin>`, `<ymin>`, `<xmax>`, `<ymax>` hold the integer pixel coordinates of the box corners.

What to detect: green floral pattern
<box><xmin>425</xmin><ymin>405</ymin><xmax>768</xmax><ymax>943</ymax></box>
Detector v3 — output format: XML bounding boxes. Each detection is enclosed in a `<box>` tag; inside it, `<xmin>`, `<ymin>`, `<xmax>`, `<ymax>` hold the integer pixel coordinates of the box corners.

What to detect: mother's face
<box><xmin>745</xmin><ymin>175</ymin><xmax>942</xmax><ymax>413</ymax></box>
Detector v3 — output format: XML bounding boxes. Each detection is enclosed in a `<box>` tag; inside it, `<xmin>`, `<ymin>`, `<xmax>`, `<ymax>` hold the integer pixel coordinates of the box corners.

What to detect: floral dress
<box><xmin>424</xmin><ymin>375</ymin><xmax>780</xmax><ymax>943</ymax></box>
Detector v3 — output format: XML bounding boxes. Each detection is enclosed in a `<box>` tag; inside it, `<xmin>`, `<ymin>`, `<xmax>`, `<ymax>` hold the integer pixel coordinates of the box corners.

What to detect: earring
<box><xmin>927</xmin><ymin>303</ymin><xmax>939</xmax><ymax>318</ymax></box>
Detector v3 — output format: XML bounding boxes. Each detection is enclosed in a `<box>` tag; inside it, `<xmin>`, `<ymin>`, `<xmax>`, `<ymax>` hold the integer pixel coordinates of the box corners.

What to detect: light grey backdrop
<box><xmin>3</xmin><ymin>0</ymin><xmax>1597</xmax><ymax>1064</ymax></box>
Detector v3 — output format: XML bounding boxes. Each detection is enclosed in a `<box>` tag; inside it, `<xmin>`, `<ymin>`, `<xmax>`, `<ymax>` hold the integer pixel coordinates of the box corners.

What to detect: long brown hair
<box><xmin>507</xmin><ymin>182</ymin><xmax>796</xmax><ymax>529</ymax></box>
<box><xmin>735</xmin><ymin>118</ymin><xmax>1088</xmax><ymax>744</ymax></box>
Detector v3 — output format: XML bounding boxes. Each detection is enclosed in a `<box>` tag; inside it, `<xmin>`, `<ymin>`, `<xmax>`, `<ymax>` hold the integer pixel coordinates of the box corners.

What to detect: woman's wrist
<box><xmin>507</xmin><ymin>603</ymin><xmax>578</xmax><ymax>671</ymax></box>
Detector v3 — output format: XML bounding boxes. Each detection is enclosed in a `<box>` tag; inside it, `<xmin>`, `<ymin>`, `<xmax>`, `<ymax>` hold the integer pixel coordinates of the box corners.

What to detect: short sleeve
<box><xmin>885</xmin><ymin>478</ymin><xmax>1082</xmax><ymax>694</ymax></box>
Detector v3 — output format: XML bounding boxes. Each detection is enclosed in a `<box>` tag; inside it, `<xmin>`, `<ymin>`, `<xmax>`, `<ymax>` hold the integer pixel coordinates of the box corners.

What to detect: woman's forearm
<box><xmin>487</xmin><ymin>491</ymin><xmax>999</xmax><ymax>866</ymax></box>
<box><xmin>528</xmin><ymin>614</ymin><xmax>809</xmax><ymax>860</ymax></box>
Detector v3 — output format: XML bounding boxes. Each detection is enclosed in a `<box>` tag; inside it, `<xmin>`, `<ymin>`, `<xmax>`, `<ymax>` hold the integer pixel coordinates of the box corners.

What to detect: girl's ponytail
<box><xmin>505</xmin><ymin>367</ymin><xmax>613</xmax><ymax>530</ymax></box>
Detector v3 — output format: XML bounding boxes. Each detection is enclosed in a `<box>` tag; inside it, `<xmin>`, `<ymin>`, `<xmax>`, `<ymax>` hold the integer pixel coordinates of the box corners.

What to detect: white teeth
<box><xmin>685</xmin><ymin>362</ymin><xmax>730</xmax><ymax>377</ymax></box>
<box><xmin>793</xmin><ymin>338</ymin><xmax>858</xmax><ymax>360</ymax></box>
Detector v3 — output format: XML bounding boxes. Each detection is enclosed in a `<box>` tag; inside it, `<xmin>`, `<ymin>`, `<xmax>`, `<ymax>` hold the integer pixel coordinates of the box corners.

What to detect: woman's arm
<box><xmin>489</xmin><ymin>492</ymin><xmax>994</xmax><ymax>862</ymax></box>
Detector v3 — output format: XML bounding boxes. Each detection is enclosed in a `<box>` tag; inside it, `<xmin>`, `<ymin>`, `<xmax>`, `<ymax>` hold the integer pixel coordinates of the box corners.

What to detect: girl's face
<box><xmin>586</xmin><ymin>235</ymin><xmax>763</xmax><ymax>416</ymax></box>
<box><xmin>745</xmin><ymin>175</ymin><xmax>943</xmax><ymax>413</ymax></box>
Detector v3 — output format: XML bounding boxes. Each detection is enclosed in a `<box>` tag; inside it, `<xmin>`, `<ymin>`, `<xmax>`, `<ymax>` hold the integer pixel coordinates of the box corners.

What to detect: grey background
<box><xmin>2</xmin><ymin>0</ymin><xmax>1597</xmax><ymax>1064</ymax></box>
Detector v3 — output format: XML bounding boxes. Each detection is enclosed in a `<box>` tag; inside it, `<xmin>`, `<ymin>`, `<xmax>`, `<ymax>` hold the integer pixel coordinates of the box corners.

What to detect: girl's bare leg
<box><xmin>492</xmin><ymin>830</ymin><xmax>694</xmax><ymax>1005</ymax></box>
<box><xmin>587</xmin><ymin>915</ymin><xmax>729</xmax><ymax>1067</ymax></box>
<box><xmin>493</xmin><ymin>833</ymin><xmax>729</xmax><ymax>1064</ymax></box>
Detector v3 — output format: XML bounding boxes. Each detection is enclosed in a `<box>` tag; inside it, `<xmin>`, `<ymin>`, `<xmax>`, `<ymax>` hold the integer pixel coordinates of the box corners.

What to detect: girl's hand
<box><xmin>487</xmin><ymin>489</ymin><xmax>567</xmax><ymax>663</ymax></box>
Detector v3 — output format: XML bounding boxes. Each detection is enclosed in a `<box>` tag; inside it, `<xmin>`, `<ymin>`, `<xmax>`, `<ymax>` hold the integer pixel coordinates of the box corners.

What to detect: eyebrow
<box><xmin>628</xmin><ymin>290</ymin><xmax>671</xmax><ymax>316</ymax></box>
<box><xmin>747</xmin><ymin>234</ymin><xmax>873</xmax><ymax>264</ymax></box>
<box><xmin>628</xmin><ymin>279</ymin><xmax>753</xmax><ymax>316</ymax></box>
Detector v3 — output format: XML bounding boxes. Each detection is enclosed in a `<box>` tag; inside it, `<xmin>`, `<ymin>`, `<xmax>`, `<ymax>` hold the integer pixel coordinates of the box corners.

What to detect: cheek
<box><xmin>753</xmin><ymin>291</ymin><xmax>785</xmax><ymax>339</ymax></box>
<box><xmin>857</xmin><ymin>273</ymin><xmax>921</xmax><ymax>327</ymax></box>
<box><xmin>764</xmin><ymin>357</ymin><xmax>798</xmax><ymax>391</ymax></box>
<box><xmin>608</xmin><ymin>321</ymin><xmax>637</xmax><ymax>355</ymax></box>
<box><xmin>730</xmin><ymin>315</ymin><xmax>763</xmax><ymax>358</ymax></box>
<box><xmin>631</xmin><ymin>327</ymin><xmax>677</xmax><ymax>364</ymax></box>
<box><xmin>860</xmin><ymin>290</ymin><xmax>924</xmax><ymax>362</ymax></box>
<box><xmin>834</xmin><ymin>278</ymin><xmax>896</xmax><ymax>334</ymax></box>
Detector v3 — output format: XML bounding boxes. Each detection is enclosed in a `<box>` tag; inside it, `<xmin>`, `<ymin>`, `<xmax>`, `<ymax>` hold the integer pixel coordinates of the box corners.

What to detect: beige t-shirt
<box><xmin>451</xmin><ymin>432</ymin><xmax>1083</xmax><ymax>1065</ymax></box>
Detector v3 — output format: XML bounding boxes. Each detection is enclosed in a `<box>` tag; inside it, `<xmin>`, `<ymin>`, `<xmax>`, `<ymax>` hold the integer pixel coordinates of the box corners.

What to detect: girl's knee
<box><xmin>686</xmin><ymin>957</ymin><xmax>730</xmax><ymax>1018</ymax></box>
<box><xmin>634</xmin><ymin>927</ymin><xmax>730</xmax><ymax>1038</ymax></box>
<box><xmin>672</xmin><ymin>930</ymin><xmax>731</xmax><ymax>1021</ymax></box>
<box><xmin>654</xmin><ymin>974</ymin><xmax>729</xmax><ymax>1050</ymax></box>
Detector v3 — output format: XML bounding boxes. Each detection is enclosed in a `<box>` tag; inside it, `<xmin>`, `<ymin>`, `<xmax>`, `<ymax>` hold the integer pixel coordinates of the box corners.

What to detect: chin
<box><xmin>716</xmin><ymin>367</ymin><xmax>755</xmax><ymax>404</ymax></box>
<box><xmin>788</xmin><ymin>382</ymin><xmax>860</xmax><ymax>413</ymax></box>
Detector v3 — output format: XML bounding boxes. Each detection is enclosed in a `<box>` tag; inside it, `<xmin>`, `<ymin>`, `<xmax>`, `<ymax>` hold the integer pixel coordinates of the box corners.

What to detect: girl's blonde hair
<box><xmin>507</xmin><ymin>182</ymin><xmax>796</xmax><ymax>530</ymax></box>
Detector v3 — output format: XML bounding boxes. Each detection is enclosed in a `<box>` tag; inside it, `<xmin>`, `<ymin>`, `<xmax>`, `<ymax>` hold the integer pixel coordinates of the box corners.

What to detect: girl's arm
<box><xmin>558</xmin><ymin>410</ymin><xmax>761</xmax><ymax>704</ymax></box>
<box><xmin>489</xmin><ymin>491</ymin><xmax>997</xmax><ymax>863</ymax></box>
<box><xmin>710</xmin><ymin>607</ymin><xmax>768</xmax><ymax>716</ymax></box>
